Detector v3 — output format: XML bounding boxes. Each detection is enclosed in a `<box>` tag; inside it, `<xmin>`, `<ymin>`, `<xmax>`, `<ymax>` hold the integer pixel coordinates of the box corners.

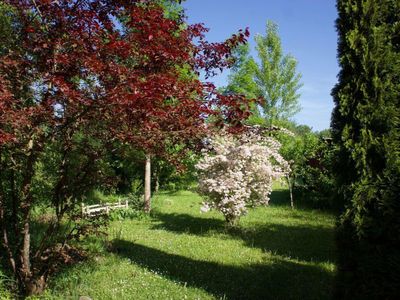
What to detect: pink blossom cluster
<box><xmin>196</xmin><ymin>130</ymin><xmax>290</xmax><ymax>224</ymax></box>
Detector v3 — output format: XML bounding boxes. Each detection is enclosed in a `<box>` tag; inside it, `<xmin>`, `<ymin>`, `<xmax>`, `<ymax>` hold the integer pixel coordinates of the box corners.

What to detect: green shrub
<box><xmin>294</xmin><ymin>139</ymin><xmax>337</xmax><ymax>210</ymax></box>
<box><xmin>86</xmin><ymin>189</ymin><xmax>120</xmax><ymax>205</ymax></box>
<box><xmin>109</xmin><ymin>207</ymin><xmax>145</xmax><ymax>221</ymax></box>
<box><xmin>277</xmin><ymin>124</ymin><xmax>336</xmax><ymax>210</ymax></box>
<box><xmin>0</xmin><ymin>269</ymin><xmax>13</xmax><ymax>300</ymax></box>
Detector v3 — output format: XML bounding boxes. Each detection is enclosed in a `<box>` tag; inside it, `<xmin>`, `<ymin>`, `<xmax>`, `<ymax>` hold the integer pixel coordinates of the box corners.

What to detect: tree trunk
<box><xmin>287</xmin><ymin>175</ymin><xmax>294</xmax><ymax>209</ymax></box>
<box><xmin>0</xmin><ymin>206</ymin><xmax>16</xmax><ymax>275</ymax></box>
<box><xmin>17</xmin><ymin>138</ymin><xmax>38</xmax><ymax>294</ymax></box>
<box><xmin>25</xmin><ymin>275</ymin><xmax>46</xmax><ymax>296</ymax></box>
<box><xmin>144</xmin><ymin>154</ymin><xmax>151</xmax><ymax>213</ymax></box>
<box><xmin>154</xmin><ymin>166</ymin><xmax>159</xmax><ymax>193</ymax></box>
<box><xmin>21</xmin><ymin>220</ymin><xmax>31</xmax><ymax>276</ymax></box>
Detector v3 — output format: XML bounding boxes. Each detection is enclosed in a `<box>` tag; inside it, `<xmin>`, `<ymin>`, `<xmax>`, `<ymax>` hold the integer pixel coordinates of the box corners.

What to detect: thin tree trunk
<box><xmin>11</xmin><ymin>167</ymin><xmax>19</xmax><ymax>236</ymax></box>
<box><xmin>21</xmin><ymin>220</ymin><xmax>31</xmax><ymax>278</ymax></box>
<box><xmin>154</xmin><ymin>166</ymin><xmax>159</xmax><ymax>193</ymax></box>
<box><xmin>0</xmin><ymin>206</ymin><xmax>16</xmax><ymax>274</ymax></box>
<box><xmin>155</xmin><ymin>176</ymin><xmax>159</xmax><ymax>193</ymax></box>
<box><xmin>144</xmin><ymin>154</ymin><xmax>151</xmax><ymax>213</ymax></box>
<box><xmin>287</xmin><ymin>175</ymin><xmax>294</xmax><ymax>209</ymax></box>
<box><xmin>18</xmin><ymin>138</ymin><xmax>37</xmax><ymax>294</ymax></box>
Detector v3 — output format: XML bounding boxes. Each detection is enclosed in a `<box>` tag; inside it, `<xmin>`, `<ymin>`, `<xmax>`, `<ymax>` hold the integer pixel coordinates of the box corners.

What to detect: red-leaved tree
<box><xmin>105</xmin><ymin>4</ymin><xmax>251</xmax><ymax>210</ymax></box>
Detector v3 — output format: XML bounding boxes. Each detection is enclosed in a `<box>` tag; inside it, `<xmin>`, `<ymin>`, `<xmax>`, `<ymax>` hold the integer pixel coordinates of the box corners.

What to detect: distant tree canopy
<box><xmin>331</xmin><ymin>0</ymin><xmax>400</xmax><ymax>298</ymax></box>
<box><xmin>225</xmin><ymin>20</ymin><xmax>302</xmax><ymax>126</ymax></box>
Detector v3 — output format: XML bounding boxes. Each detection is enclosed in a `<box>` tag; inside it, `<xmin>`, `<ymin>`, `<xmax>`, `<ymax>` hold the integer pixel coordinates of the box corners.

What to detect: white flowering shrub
<box><xmin>196</xmin><ymin>129</ymin><xmax>290</xmax><ymax>225</ymax></box>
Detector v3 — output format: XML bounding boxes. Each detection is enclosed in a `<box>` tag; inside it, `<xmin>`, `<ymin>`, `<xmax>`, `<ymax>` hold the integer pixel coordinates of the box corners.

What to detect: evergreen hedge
<box><xmin>331</xmin><ymin>0</ymin><xmax>400</xmax><ymax>298</ymax></box>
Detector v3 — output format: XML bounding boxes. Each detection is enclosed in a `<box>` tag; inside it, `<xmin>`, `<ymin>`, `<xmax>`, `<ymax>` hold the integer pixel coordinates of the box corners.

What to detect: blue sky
<box><xmin>182</xmin><ymin>0</ymin><xmax>339</xmax><ymax>131</ymax></box>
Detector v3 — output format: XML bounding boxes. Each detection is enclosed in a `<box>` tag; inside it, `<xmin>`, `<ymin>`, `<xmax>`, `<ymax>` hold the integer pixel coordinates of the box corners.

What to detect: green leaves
<box><xmin>225</xmin><ymin>20</ymin><xmax>302</xmax><ymax>126</ymax></box>
<box><xmin>332</xmin><ymin>0</ymin><xmax>400</xmax><ymax>298</ymax></box>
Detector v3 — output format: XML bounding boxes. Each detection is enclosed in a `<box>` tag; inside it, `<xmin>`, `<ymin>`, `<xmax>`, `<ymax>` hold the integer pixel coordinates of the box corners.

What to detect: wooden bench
<box><xmin>81</xmin><ymin>199</ymin><xmax>129</xmax><ymax>217</ymax></box>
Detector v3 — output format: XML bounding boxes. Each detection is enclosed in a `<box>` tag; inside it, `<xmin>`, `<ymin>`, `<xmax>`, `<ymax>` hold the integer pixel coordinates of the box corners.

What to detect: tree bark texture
<box><xmin>144</xmin><ymin>154</ymin><xmax>151</xmax><ymax>213</ymax></box>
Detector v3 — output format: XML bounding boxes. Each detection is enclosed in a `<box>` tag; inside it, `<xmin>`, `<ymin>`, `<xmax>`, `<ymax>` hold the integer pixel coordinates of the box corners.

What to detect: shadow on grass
<box><xmin>151</xmin><ymin>212</ymin><xmax>225</xmax><ymax>234</ymax></box>
<box><xmin>112</xmin><ymin>240</ymin><xmax>334</xmax><ymax>300</ymax></box>
<box><xmin>151</xmin><ymin>212</ymin><xmax>335</xmax><ymax>264</ymax></box>
<box><xmin>235</xmin><ymin>223</ymin><xmax>336</xmax><ymax>263</ymax></box>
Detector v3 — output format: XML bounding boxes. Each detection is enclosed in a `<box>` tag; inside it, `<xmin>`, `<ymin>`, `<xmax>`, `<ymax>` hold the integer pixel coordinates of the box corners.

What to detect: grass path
<box><xmin>38</xmin><ymin>188</ymin><xmax>336</xmax><ymax>300</ymax></box>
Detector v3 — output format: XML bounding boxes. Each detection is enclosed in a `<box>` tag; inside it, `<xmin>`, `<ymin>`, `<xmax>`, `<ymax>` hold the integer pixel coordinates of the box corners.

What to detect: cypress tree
<box><xmin>331</xmin><ymin>0</ymin><xmax>400</xmax><ymax>298</ymax></box>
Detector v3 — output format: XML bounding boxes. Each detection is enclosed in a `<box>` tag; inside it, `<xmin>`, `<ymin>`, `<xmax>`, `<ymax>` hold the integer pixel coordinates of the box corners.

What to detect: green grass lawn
<box><xmin>34</xmin><ymin>187</ymin><xmax>336</xmax><ymax>300</ymax></box>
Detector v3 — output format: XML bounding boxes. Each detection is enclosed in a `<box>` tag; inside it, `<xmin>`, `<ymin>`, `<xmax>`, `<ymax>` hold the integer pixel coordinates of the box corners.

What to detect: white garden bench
<box><xmin>81</xmin><ymin>199</ymin><xmax>129</xmax><ymax>217</ymax></box>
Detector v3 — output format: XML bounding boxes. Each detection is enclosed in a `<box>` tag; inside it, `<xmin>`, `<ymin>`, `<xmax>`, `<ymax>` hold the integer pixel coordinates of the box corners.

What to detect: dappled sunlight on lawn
<box><xmin>47</xmin><ymin>190</ymin><xmax>336</xmax><ymax>300</ymax></box>
<box><xmin>108</xmin><ymin>190</ymin><xmax>336</xmax><ymax>299</ymax></box>
<box><xmin>111</xmin><ymin>239</ymin><xmax>334</xmax><ymax>300</ymax></box>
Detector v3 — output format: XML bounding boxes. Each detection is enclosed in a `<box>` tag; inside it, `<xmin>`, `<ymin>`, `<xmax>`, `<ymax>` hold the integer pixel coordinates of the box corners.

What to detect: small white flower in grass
<box><xmin>200</xmin><ymin>202</ymin><xmax>211</xmax><ymax>213</ymax></box>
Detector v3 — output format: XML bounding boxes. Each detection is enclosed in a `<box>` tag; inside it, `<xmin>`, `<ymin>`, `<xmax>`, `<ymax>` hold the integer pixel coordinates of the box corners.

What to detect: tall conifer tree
<box><xmin>331</xmin><ymin>0</ymin><xmax>400</xmax><ymax>298</ymax></box>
